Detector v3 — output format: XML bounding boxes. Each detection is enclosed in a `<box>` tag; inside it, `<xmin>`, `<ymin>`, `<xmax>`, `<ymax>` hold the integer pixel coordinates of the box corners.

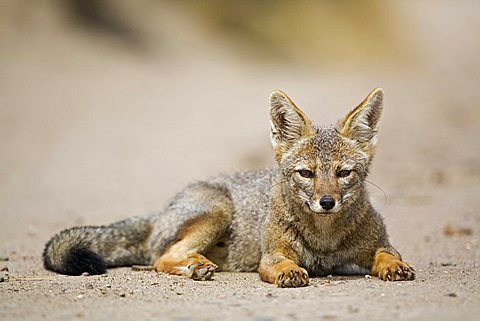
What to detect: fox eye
<box><xmin>298</xmin><ymin>169</ymin><xmax>314</xmax><ymax>178</ymax></box>
<box><xmin>337</xmin><ymin>169</ymin><xmax>352</xmax><ymax>178</ymax></box>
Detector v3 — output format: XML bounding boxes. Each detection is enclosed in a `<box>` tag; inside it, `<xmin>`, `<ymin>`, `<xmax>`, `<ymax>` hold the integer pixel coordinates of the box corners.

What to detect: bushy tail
<box><xmin>43</xmin><ymin>217</ymin><xmax>153</xmax><ymax>275</ymax></box>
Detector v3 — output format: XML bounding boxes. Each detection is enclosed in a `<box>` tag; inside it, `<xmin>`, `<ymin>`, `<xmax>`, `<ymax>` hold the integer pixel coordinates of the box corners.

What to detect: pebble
<box><xmin>0</xmin><ymin>268</ymin><xmax>9</xmax><ymax>282</ymax></box>
<box><xmin>347</xmin><ymin>306</ymin><xmax>359</xmax><ymax>313</ymax></box>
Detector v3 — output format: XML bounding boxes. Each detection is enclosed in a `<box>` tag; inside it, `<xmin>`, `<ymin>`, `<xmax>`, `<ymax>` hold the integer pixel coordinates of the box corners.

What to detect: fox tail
<box><xmin>43</xmin><ymin>217</ymin><xmax>152</xmax><ymax>275</ymax></box>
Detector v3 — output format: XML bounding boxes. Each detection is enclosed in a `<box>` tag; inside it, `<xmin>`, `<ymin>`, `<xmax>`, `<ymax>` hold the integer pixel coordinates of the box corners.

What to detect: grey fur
<box><xmin>43</xmin><ymin>169</ymin><xmax>277</xmax><ymax>274</ymax></box>
<box><xmin>43</xmin><ymin>217</ymin><xmax>153</xmax><ymax>273</ymax></box>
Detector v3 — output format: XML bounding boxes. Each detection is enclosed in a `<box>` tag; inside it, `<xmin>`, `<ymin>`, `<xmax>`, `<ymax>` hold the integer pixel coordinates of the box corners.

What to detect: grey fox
<box><xmin>43</xmin><ymin>88</ymin><xmax>415</xmax><ymax>287</ymax></box>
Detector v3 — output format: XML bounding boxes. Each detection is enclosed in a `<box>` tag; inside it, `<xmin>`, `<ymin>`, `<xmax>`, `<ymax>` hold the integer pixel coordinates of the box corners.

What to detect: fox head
<box><xmin>269</xmin><ymin>88</ymin><xmax>383</xmax><ymax>214</ymax></box>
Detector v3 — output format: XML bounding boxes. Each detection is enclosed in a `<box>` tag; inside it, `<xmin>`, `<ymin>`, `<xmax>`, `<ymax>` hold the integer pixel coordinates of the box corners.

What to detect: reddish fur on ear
<box><xmin>340</xmin><ymin>88</ymin><xmax>384</xmax><ymax>141</ymax></box>
<box><xmin>339</xmin><ymin>88</ymin><xmax>384</xmax><ymax>158</ymax></box>
<box><xmin>269</xmin><ymin>90</ymin><xmax>313</xmax><ymax>162</ymax></box>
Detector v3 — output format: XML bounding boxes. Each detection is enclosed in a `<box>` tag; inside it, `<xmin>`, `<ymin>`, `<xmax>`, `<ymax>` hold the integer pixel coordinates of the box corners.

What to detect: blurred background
<box><xmin>1</xmin><ymin>1</ymin><xmax>479</xmax><ymax>259</ymax></box>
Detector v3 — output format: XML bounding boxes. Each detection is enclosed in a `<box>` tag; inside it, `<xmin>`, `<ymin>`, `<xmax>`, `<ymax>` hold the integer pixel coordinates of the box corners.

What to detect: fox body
<box><xmin>44</xmin><ymin>89</ymin><xmax>415</xmax><ymax>287</ymax></box>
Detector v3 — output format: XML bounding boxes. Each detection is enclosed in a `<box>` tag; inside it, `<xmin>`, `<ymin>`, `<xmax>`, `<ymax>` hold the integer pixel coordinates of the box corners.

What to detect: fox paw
<box><xmin>185</xmin><ymin>253</ymin><xmax>218</xmax><ymax>281</ymax></box>
<box><xmin>377</xmin><ymin>259</ymin><xmax>415</xmax><ymax>281</ymax></box>
<box><xmin>154</xmin><ymin>253</ymin><xmax>218</xmax><ymax>281</ymax></box>
<box><xmin>274</xmin><ymin>262</ymin><xmax>309</xmax><ymax>288</ymax></box>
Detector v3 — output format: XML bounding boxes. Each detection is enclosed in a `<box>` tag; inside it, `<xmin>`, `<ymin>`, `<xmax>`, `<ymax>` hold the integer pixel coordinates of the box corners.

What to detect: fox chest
<box><xmin>298</xmin><ymin>241</ymin><xmax>369</xmax><ymax>276</ymax></box>
<box><xmin>303</xmin><ymin>254</ymin><xmax>368</xmax><ymax>276</ymax></box>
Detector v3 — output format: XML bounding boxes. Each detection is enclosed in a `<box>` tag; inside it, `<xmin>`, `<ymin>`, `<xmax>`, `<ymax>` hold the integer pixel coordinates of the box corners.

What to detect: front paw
<box><xmin>376</xmin><ymin>259</ymin><xmax>415</xmax><ymax>281</ymax></box>
<box><xmin>274</xmin><ymin>261</ymin><xmax>309</xmax><ymax>288</ymax></box>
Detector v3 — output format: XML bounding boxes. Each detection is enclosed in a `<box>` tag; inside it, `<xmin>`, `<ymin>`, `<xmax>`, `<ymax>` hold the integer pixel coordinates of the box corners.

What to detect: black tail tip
<box><xmin>45</xmin><ymin>246</ymin><xmax>107</xmax><ymax>276</ymax></box>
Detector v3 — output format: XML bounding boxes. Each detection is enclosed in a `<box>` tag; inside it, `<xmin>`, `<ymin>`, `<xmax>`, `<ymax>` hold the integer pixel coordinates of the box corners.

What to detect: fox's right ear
<box><xmin>269</xmin><ymin>90</ymin><xmax>313</xmax><ymax>161</ymax></box>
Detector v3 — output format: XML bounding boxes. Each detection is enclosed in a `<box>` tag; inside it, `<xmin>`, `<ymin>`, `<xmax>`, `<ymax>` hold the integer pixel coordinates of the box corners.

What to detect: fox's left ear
<box><xmin>340</xmin><ymin>88</ymin><xmax>384</xmax><ymax>152</ymax></box>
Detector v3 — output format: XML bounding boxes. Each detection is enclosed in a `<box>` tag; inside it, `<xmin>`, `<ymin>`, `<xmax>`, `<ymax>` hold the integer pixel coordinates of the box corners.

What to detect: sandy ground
<box><xmin>1</xmin><ymin>1</ymin><xmax>480</xmax><ymax>320</ymax></box>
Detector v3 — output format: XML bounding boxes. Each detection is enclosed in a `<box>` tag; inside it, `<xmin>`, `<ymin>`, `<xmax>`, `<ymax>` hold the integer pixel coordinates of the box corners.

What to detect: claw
<box><xmin>191</xmin><ymin>263</ymin><xmax>217</xmax><ymax>281</ymax></box>
<box><xmin>198</xmin><ymin>267</ymin><xmax>209</xmax><ymax>275</ymax></box>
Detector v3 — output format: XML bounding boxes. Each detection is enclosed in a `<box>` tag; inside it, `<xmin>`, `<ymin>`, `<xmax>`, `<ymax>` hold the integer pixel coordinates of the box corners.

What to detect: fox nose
<box><xmin>319</xmin><ymin>196</ymin><xmax>336</xmax><ymax>210</ymax></box>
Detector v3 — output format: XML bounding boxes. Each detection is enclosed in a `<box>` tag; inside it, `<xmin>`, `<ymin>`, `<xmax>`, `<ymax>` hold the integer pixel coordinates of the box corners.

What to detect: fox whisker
<box><xmin>365</xmin><ymin>179</ymin><xmax>387</xmax><ymax>206</ymax></box>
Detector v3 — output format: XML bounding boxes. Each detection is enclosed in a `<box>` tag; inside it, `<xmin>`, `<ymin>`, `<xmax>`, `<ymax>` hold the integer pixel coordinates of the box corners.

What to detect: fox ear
<box><xmin>269</xmin><ymin>90</ymin><xmax>313</xmax><ymax>161</ymax></box>
<box><xmin>340</xmin><ymin>88</ymin><xmax>384</xmax><ymax>150</ymax></box>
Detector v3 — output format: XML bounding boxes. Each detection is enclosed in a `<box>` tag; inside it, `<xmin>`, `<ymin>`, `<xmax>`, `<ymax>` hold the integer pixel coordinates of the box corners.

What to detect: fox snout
<box><xmin>307</xmin><ymin>194</ymin><xmax>341</xmax><ymax>214</ymax></box>
<box><xmin>319</xmin><ymin>195</ymin><xmax>335</xmax><ymax>210</ymax></box>
<box><xmin>310</xmin><ymin>176</ymin><xmax>342</xmax><ymax>213</ymax></box>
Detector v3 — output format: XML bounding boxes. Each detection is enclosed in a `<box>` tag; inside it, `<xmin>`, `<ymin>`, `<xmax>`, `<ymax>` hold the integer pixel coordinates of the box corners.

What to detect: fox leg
<box><xmin>154</xmin><ymin>192</ymin><xmax>233</xmax><ymax>281</ymax></box>
<box><xmin>371</xmin><ymin>248</ymin><xmax>415</xmax><ymax>281</ymax></box>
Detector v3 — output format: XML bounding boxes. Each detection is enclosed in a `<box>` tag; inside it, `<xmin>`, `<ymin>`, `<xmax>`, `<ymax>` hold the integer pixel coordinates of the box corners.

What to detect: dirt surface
<box><xmin>1</xmin><ymin>1</ymin><xmax>479</xmax><ymax>320</ymax></box>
